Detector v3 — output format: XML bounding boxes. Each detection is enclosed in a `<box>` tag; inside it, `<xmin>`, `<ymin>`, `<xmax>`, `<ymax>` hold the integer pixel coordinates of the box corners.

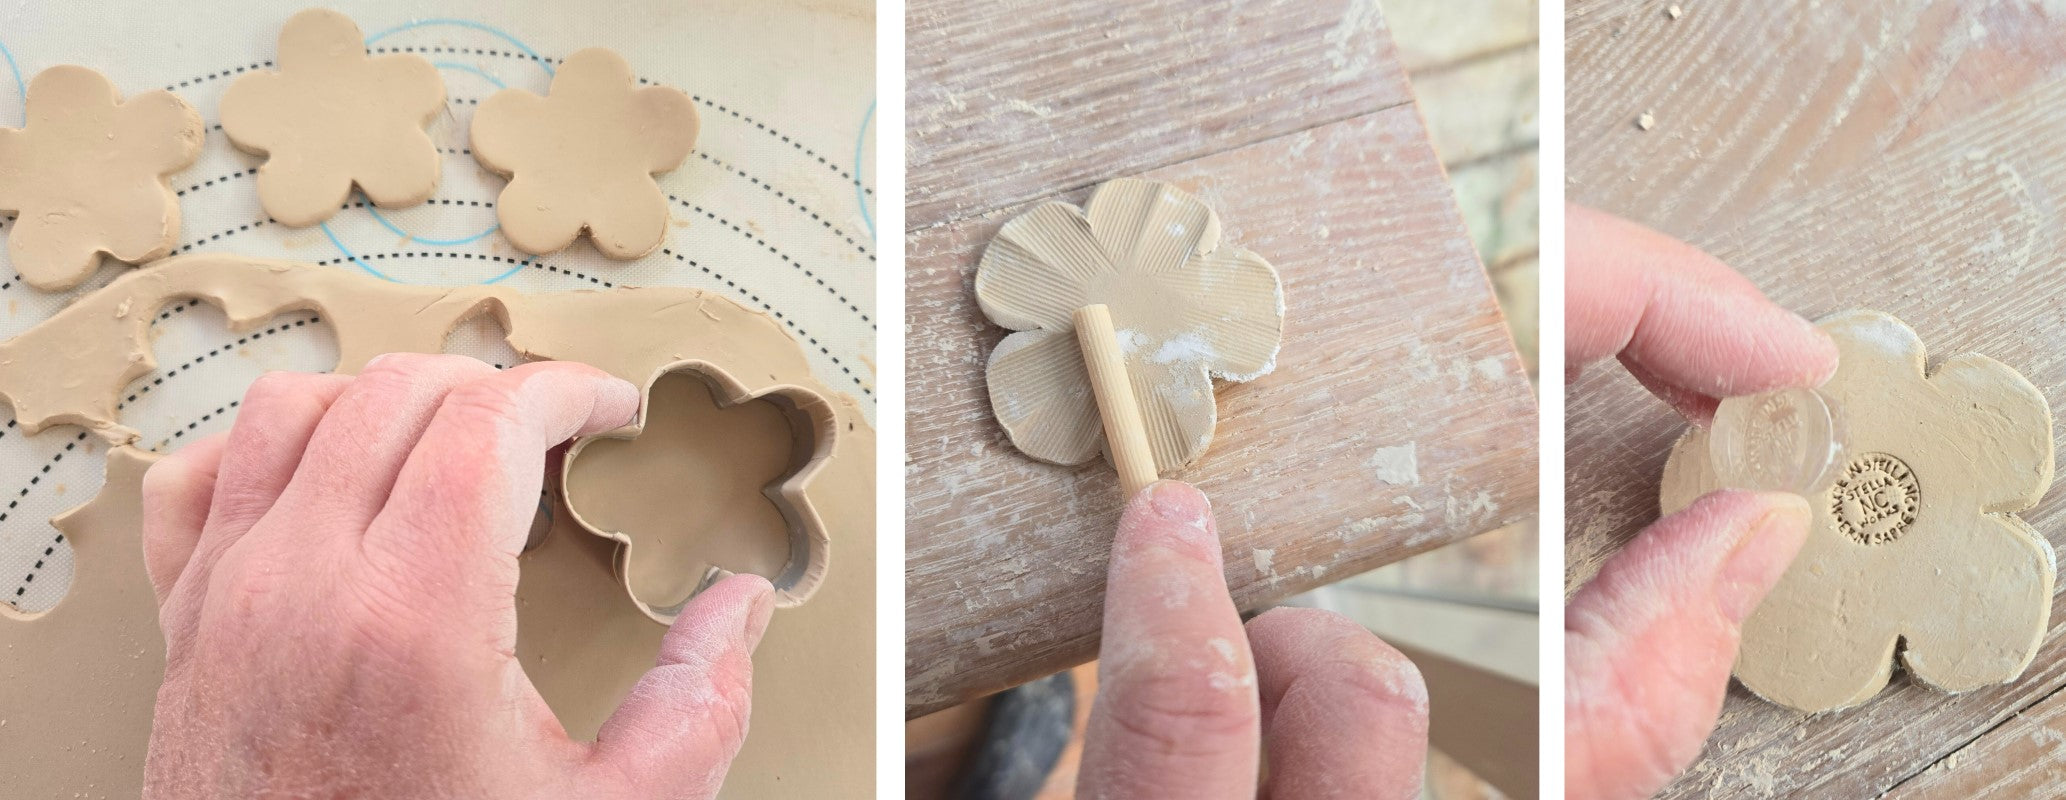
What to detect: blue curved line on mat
<box><xmin>432</xmin><ymin>61</ymin><xmax>507</xmax><ymax>89</ymax></box>
<box><xmin>364</xmin><ymin>203</ymin><xmax>498</xmax><ymax>246</ymax></box>
<box><xmin>0</xmin><ymin>38</ymin><xmax>23</xmax><ymax>127</ymax></box>
<box><xmin>361</xmin><ymin>19</ymin><xmax>555</xmax><ymax>77</ymax></box>
<box><xmin>320</xmin><ymin>221</ymin><xmax>525</xmax><ymax>284</ymax></box>
<box><xmin>854</xmin><ymin>100</ymin><xmax>875</xmax><ymax>239</ymax></box>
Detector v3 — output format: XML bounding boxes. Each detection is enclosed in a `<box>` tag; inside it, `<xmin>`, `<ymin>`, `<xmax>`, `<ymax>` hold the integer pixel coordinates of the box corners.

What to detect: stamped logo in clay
<box><xmin>1829</xmin><ymin>452</ymin><xmax>1920</xmax><ymax>545</ymax></box>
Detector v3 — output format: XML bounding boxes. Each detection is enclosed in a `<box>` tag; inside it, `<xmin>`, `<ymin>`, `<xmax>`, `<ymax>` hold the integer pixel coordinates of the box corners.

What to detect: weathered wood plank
<box><xmin>905</xmin><ymin>0</ymin><xmax>1411</xmax><ymax>229</ymax></box>
<box><xmin>1883</xmin><ymin>686</ymin><xmax>2066</xmax><ymax>797</ymax></box>
<box><xmin>1567</xmin><ymin>13</ymin><xmax>2066</xmax><ymax>790</ymax></box>
<box><xmin>1567</xmin><ymin>0</ymin><xmax>2066</xmax><ymax>237</ymax></box>
<box><xmin>907</xmin><ymin>108</ymin><xmax>1538</xmax><ymax>715</ymax></box>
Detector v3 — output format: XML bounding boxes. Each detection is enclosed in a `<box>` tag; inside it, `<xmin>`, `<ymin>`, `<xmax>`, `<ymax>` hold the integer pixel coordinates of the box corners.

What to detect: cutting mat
<box><xmin>905</xmin><ymin>0</ymin><xmax>1539</xmax><ymax>716</ymax></box>
<box><xmin>1567</xmin><ymin>0</ymin><xmax>2066</xmax><ymax>795</ymax></box>
<box><xmin>0</xmin><ymin>0</ymin><xmax>875</xmax><ymax>795</ymax></box>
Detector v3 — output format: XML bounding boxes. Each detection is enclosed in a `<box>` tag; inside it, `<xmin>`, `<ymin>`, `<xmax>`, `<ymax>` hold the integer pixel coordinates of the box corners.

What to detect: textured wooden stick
<box><xmin>1073</xmin><ymin>304</ymin><xmax>1159</xmax><ymax>498</ymax></box>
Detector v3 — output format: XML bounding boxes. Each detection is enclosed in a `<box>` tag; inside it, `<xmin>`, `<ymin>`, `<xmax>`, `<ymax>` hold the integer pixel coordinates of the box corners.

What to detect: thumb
<box><xmin>590</xmin><ymin>573</ymin><xmax>776</xmax><ymax>799</ymax></box>
<box><xmin>1565</xmin><ymin>490</ymin><xmax>1809</xmax><ymax>800</ymax></box>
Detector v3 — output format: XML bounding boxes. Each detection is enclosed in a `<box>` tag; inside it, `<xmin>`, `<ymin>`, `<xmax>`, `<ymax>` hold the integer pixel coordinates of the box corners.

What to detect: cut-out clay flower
<box><xmin>1662</xmin><ymin>310</ymin><xmax>2055</xmax><ymax>713</ymax></box>
<box><xmin>220</xmin><ymin>8</ymin><xmax>445</xmax><ymax>227</ymax></box>
<box><xmin>977</xmin><ymin>178</ymin><xmax>1284</xmax><ymax>473</ymax></box>
<box><xmin>561</xmin><ymin>363</ymin><xmax>837</xmax><ymax>622</ymax></box>
<box><xmin>471</xmin><ymin>48</ymin><xmax>697</xmax><ymax>259</ymax></box>
<box><xmin>0</xmin><ymin>66</ymin><xmax>201</xmax><ymax>290</ymax></box>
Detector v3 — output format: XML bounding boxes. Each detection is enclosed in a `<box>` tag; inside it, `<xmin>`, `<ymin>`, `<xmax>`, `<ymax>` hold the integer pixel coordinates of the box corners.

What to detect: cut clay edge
<box><xmin>559</xmin><ymin>358</ymin><xmax>839</xmax><ymax>621</ymax></box>
<box><xmin>1659</xmin><ymin>309</ymin><xmax>2058</xmax><ymax>712</ymax></box>
<box><xmin>3</xmin><ymin>67</ymin><xmax>203</xmax><ymax>291</ymax></box>
<box><xmin>974</xmin><ymin>179</ymin><xmax>1287</xmax><ymax>471</ymax></box>
<box><xmin>0</xmin><ymin>253</ymin><xmax>862</xmax><ymax>623</ymax></box>
<box><xmin>0</xmin><ymin>447</ymin><xmax>162</xmax><ymax>624</ymax></box>
<box><xmin>471</xmin><ymin>48</ymin><xmax>698</xmax><ymax>260</ymax></box>
<box><xmin>220</xmin><ymin>9</ymin><xmax>445</xmax><ymax>226</ymax></box>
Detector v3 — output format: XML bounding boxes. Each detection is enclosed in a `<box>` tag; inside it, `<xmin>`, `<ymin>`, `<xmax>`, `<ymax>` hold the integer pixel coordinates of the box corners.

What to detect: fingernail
<box><xmin>1716</xmin><ymin>493</ymin><xmax>1811</xmax><ymax>624</ymax></box>
<box><xmin>739</xmin><ymin>578</ymin><xmax>776</xmax><ymax>651</ymax></box>
<box><xmin>1126</xmin><ymin>480</ymin><xmax>1218</xmax><ymax>550</ymax></box>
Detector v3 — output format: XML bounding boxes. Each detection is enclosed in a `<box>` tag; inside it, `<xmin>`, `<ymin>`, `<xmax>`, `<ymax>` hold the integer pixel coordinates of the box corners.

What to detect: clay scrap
<box><xmin>0</xmin><ymin>254</ymin><xmax>849</xmax><ymax>606</ymax></box>
<box><xmin>221</xmin><ymin>8</ymin><xmax>446</xmax><ymax>226</ymax></box>
<box><xmin>0</xmin><ymin>254</ymin><xmax>874</xmax><ymax>797</ymax></box>
<box><xmin>977</xmin><ymin>178</ymin><xmax>1284</xmax><ymax>474</ymax></box>
<box><xmin>472</xmin><ymin>48</ymin><xmax>698</xmax><ymax>259</ymax></box>
<box><xmin>1662</xmin><ymin>310</ymin><xmax>2055</xmax><ymax>713</ymax></box>
<box><xmin>0</xmin><ymin>65</ymin><xmax>203</xmax><ymax>290</ymax></box>
<box><xmin>0</xmin><ymin>447</ymin><xmax>160</xmax><ymax>799</ymax></box>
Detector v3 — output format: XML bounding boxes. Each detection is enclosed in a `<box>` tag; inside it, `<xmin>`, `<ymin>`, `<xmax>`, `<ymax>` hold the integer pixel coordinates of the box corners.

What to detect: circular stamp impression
<box><xmin>1829</xmin><ymin>453</ymin><xmax>1920</xmax><ymax>545</ymax></box>
<box><xmin>1710</xmin><ymin>386</ymin><xmax>1844</xmax><ymax>493</ymax></box>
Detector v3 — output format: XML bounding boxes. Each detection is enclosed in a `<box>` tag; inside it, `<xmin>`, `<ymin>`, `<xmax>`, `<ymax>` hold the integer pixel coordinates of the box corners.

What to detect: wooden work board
<box><xmin>905</xmin><ymin>0</ymin><xmax>1539</xmax><ymax>716</ymax></box>
<box><xmin>1568</xmin><ymin>0</ymin><xmax>2066</xmax><ymax>795</ymax></box>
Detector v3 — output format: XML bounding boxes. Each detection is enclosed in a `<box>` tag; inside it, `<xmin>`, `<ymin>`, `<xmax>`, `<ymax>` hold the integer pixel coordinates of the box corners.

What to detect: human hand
<box><xmin>1564</xmin><ymin>205</ymin><xmax>1838</xmax><ymax>799</ymax></box>
<box><xmin>1075</xmin><ymin>480</ymin><xmax>1430</xmax><ymax>799</ymax></box>
<box><xmin>139</xmin><ymin>355</ymin><xmax>774</xmax><ymax>799</ymax></box>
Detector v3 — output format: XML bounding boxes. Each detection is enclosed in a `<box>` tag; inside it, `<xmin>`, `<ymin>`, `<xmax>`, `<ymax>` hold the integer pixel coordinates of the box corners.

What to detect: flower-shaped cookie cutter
<box><xmin>220</xmin><ymin>8</ymin><xmax>446</xmax><ymax>227</ymax></box>
<box><xmin>1663</xmin><ymin>310</ymin><xmax>2056</xmax><ymax>713</ymax></box>
<box><xmin>471</xmin><ymin>47</ymin><xmax>698</xmax><ymax>259</ymax></box>
<box><xmin>976</xmin><ymin>178</ymin><xmax>1284</xmax><ymax>490</ymax></box>
<box><xmin>560</xmin><ymin>360</ymin><xmax>838</xmax><ymax>623</ymax></box>
<box><xmin>0</xmin><ymin>66</ymin><xmax>202</xmax><ymax>290</ymax></box>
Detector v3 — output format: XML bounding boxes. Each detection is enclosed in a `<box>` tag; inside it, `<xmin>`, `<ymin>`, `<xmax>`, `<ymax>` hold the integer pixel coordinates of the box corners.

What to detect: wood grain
<box><xmin>1567</xmin><ymin>0</ymin><xmax>2066</xmax><ymax>794</ymax></box>
<box><xmin>1884</xmin><ymin>686</ymin><xmax>2066</xmax><ymax>797</ymax></box>
<box><xmin>906</xmin><ymin>0</ymin><xmax>1410</xmax><ymax>229</ymax></box>
<box><xmin>907</xmin><ymin>109</ymin><xmax>1538</xmax><ymax>714</ymax></box>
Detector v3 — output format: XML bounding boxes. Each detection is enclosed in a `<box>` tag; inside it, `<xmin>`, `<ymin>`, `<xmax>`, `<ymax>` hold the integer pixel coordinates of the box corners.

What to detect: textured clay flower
<box><xmin>220</xmin><ymin>8</ymin><xmax>445</xmax><ymax>227</ymax></box>
<box><xmin>1662</xmin><ymin>310</ymin><xmax>2054</xmax><ymax>712</ymax></box>
<box><xmin>471</xmin><ymin>48</ymin><xmax>698</xmax><ymax>259</ymax></box>
<box><xmin>0</xmin><ymin>66</ymin><xmax>202</xmax><ymax>290</ymax></box>
<box><xmin>977</xmin><ymin>178</ymin><xmax>1284</xmax><ymax>472</ymax></box>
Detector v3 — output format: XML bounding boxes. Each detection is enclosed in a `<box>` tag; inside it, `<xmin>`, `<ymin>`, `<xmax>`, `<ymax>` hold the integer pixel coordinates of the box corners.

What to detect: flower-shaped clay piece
<box><xmin>1662</xmin><ymin>310</ymin><xmax>2055</xmax><ymax>713</ymax></box>
<box><xmin>561</xmin><ymin>362</ymin><xmax>837</xmax><ymax>622</ymax></box>
<box><xmin>0</xmin><ymin>66</ymin><xmax>202</xmax><ymax>290</ymax></box>
<box><xmin>977</xmin><ymin>178</ymin><xmax>1284</xmax><ymax>473</ymax></box>
<box><xmin>220</xmin><ymin>9</ymin><xmax>445</xmax><ymax>227</ymax></box>
<box><xmin>471</xmin><ymin>48</ymin><xmax>697</xmax><ymax>259</ymax></box>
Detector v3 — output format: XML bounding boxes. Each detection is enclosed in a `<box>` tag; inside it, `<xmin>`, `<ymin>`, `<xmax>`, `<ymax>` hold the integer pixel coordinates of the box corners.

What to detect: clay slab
<box><xmin>1662</xmin><ymin>310</ymin><xmax>2055</xmax><ymax>713</ymax></box>
<box><xmin>977</xmin><ymin>178</ymin><xmax>1284</xmax><ymax>475</ymax></box>
<box><xmin>471</xmin><ymin>47</ymin><xmax>698</xmax><ymax>259</ymax></box>
<box><xmin>220</xmin><ymin>8</ymin><xmax>446</xmax><ymax>227</ymax></box>
<box><xmin>0</xmin><ymin>254</ymin><xmax>875</xmax><ymax>797</ymax></box>
<box><xmin>0</xmin><ymin>66</ymin><xmax>203</xmax><ymax>290</ymax></box>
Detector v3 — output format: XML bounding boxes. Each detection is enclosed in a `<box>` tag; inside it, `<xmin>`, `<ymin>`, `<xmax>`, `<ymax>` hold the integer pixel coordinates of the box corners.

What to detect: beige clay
<box><xmin>220</xmin><ymin>8</ymin><xmax>446</xmax><ymax>227</ymax></box>
<box><xmin>0</xmin><ymin>66</ymin><xmax>202</xmax><ymax>290</ymax></box>
<box><xmin>977</xmin><ymin>178</ymin><xmax>1284</xmax><ymax>474</ymax></box>
<box><xmin>471</xmin><ymin>48</ymin><xmax>698</xmax><ymax>259</ymax></box>
<box><xmin>563</xmin><ymin>367</ymin><xmax>838</xmax><ymax>619</ymax></box>
<box><xmin>0</xmin><ymin>254</ymin><xmax>875</xmax><ymax>797</ymax></box>
<box><xmin>1662</xmin><ymin>310</ymin><xmax>2055</xmax><ymax>713</ymax></box>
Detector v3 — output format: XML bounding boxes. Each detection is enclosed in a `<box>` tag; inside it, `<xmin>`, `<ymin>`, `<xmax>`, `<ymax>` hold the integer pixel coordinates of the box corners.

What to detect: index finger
<box><xmin>1077</xmin><ymin>480</ymin><xmax>1259</xmax><ymax>800</ymax></box>
<box><xmin>362</xmin><ymin>361</ymin><xmax>640</xmax><ymax>595</ymax></box>
<box><xmin>1566</xmin><ymin>204</ymin><xmax>1838</xmax><ymax>420</ymax></box>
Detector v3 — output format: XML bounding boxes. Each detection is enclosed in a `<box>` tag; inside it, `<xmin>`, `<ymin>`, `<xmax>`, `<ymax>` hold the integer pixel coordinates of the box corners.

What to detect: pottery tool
<box><xmin>1708</xmin><ymin>385</ymin><xmax>1845</xmax><ymax>494</ymax></box>
<box><xmin>1073</xmin><ymin>303</ymin><xmax>1159</xmax><ymax>497</ymax></box>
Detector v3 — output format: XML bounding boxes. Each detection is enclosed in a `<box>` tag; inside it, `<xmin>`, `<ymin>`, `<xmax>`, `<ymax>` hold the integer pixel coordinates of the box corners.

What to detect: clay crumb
<box><xmin>1668</xmin><ymin>4</ymin><xmax>1683</xmax><ymax>19</ymax></box>
<box><xmin>1637</xmin><ymin>111</ymin><xmax>1657</xmax><ymax>131</ymax></box>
